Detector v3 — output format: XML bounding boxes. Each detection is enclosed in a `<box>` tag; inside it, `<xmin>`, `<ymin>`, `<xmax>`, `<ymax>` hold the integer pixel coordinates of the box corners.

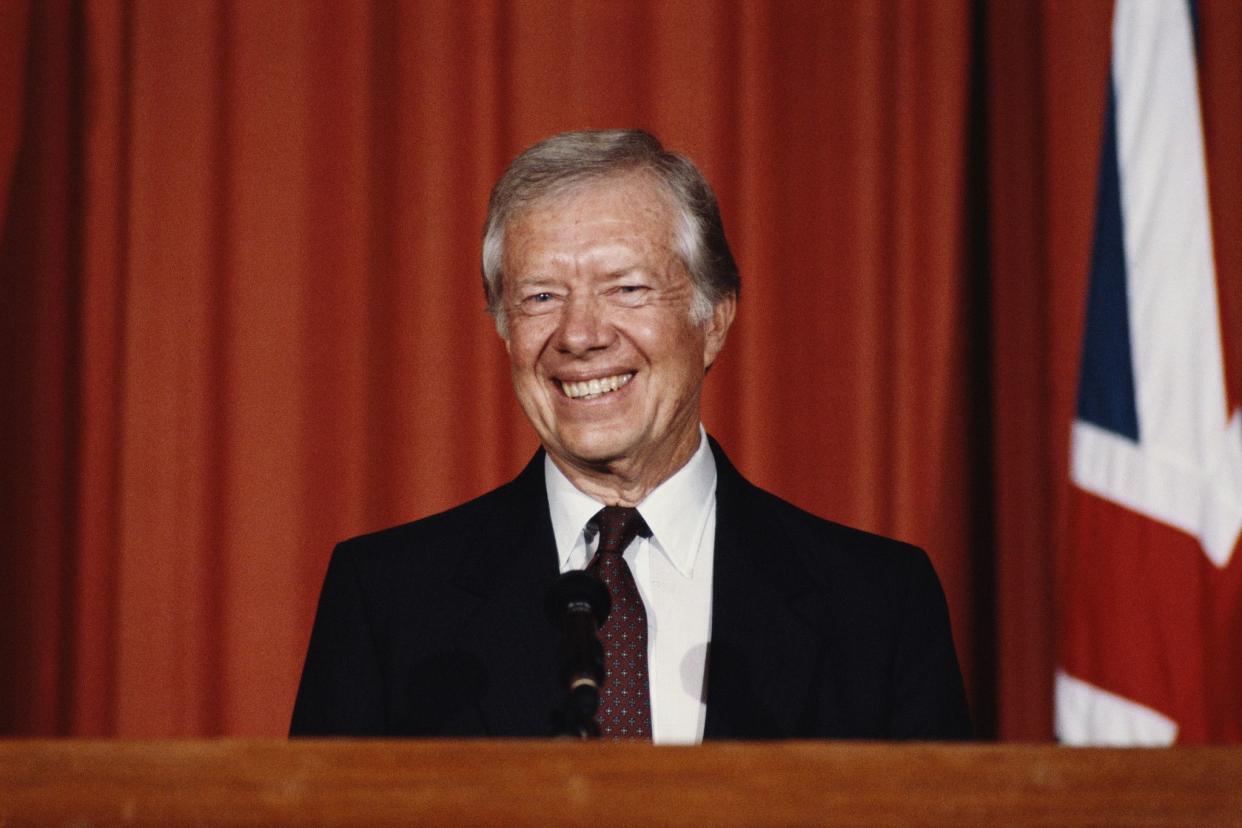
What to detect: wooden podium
<box><xmin>2</xmin><ymin>740</ymin><xmax>1240</xmax><ymax>826</ymax></box>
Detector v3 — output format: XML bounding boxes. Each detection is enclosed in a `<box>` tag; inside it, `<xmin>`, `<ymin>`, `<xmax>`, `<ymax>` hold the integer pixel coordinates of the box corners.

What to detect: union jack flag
<box><xmin>1056</xmin><ymin>0</ymin><xmax>1242</xmax><ymax>744</ymax></box>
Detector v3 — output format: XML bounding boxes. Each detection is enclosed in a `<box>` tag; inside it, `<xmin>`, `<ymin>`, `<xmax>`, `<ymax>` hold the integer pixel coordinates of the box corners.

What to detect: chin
<box><xmin>563</xmin><ymin>444</ymin><xmax>627</xmax><ymax>468</ymax></box>
<box><xmin>554</xmin><ymin>431</ymin><xmax>635</xmax><ymax>467</ymax></box>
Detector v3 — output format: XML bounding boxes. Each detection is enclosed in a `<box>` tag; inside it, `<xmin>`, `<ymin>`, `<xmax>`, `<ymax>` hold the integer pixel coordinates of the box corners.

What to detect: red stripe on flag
<box><xmin>1198</xmin><ymin>2</ymin><xmax>1242</xmax><ymax>413</ymax></box>
<box><xmin>1060</xmin><ymin>486</ymin><xmax>1242</xmax><ymax>743</ymax></box>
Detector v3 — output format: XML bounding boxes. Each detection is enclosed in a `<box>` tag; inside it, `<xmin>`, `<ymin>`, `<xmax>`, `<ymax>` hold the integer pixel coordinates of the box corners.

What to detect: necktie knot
<box><xmin>590</xmin><ymin>506</ymin><xmax>651</xmax><ymax>557</ymax></box>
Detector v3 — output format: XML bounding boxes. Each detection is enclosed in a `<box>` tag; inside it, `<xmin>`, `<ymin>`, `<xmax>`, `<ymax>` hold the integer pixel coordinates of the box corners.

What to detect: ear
<box><xmin>496</xmin><ymin>310</ymin><xmax>512</xmax><ymax>351</ymax></box>
<box><xmin>702</xmin><ymin>293</ymin><xmax>737</xmax><ymax>370</ymax></box>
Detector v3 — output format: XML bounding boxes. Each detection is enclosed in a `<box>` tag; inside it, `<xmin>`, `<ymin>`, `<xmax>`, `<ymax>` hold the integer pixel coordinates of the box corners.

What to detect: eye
<box><xmin>611</xmin><ymin>283</ymin><xmax>650</xmax><ymax>296</ymax></box>
<box><xmin>518</xmin><ymin>290</ymin><xmax>561</xmax><ymax>314</ymax></box>
<box><xmin>612</xmin><ymin>284</ymin><xmax>651</xmax><ymax>303</ymax></box>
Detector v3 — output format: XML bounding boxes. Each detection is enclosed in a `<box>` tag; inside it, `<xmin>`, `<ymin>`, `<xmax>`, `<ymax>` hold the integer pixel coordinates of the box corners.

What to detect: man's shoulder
<box><xmin>713</xmin><ymin>439</ymin><xmax>923</xmax><ymax>548</ymax></box>
<box><xmin>747</xmin><ymin>481</ymin><xmax>930</xmax><ymax>572</ymax></box>
<box><xmin>711</xmin><ymin>438</ymin><xmax>935</xmax><ymax>586</ymax></box>
<box><xmin>330</xmin><ymin>454</ymin><xmax>544</xmax><ymax>568</ymax></box>
<box><xmin>755</xmin><ymin>481</ymin><xmax>920</xmax><ymax>548</ymax></box>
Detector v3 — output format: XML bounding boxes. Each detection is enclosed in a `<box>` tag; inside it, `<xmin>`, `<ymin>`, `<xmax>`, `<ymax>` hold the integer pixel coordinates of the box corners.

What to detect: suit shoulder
<box><xmin>330</xmin><ymin>466</ymin><xmax>537</xmax><ymax>575</ymax></box>
<box><xmin>342</xmin><ymin>482</ymin><xmax>515</xmax><ymax>545</ymax></box>
<box><xmin>711</xmin><ymin>436</ymin><xmax>929</xmax><ymax>574</ymax></box>
<box><xmin>739</xmin><ymin>481</ymin><xmax>936</xmax><ymax>587</ymax></box>
<box><xmin>753</xmin><ymin>483</ymin><xmax>923</xmax><ymax>553</ymax></box>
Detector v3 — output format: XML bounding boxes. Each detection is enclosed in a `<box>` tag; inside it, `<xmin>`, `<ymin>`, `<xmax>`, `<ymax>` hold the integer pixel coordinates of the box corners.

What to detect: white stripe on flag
<box><xmin>1072</xmin><ymin>415</ymin><xmax>1242</xmax><ymax>567</ymax></box>
<box><xmin>1055</xmin><ymin>670</ymin><xmax>1178</xmax><ymax>746</ymax></box>
<box><xmin>1070</xmin><ymin>0</ymin><xmax>1242</xmax><ymax>569</ymax></box>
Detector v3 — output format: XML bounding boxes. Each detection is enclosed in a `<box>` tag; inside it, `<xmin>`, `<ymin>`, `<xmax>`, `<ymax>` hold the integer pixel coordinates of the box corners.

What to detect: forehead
<box><xmin>504</xmin><ymin>173</ymin><xmax>678</xmax><ymax>265</ymax></box>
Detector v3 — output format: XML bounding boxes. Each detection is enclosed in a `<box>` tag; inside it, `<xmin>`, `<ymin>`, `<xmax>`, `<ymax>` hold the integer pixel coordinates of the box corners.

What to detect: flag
<box><xmin>1056</xmin><ymin>0</ymin><xmax>1242</xmax><ymax>745</ymax></box>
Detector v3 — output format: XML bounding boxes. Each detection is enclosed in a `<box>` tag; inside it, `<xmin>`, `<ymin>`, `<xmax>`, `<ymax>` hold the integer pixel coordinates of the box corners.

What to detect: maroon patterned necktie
<box><xmin>586</xmin><ymin>505</ymin><xmax>653</xmax><ymax>739</ymax></box>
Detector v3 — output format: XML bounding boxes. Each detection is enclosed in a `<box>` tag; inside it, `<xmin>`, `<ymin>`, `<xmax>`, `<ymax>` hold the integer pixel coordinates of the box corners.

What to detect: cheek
<box><xmin>506</xmin><ymin>324</ymin><xmax>551</xmax><ymax>373</ymax></box>
<box><xmin>659</xmin><ymin>326</ymin><xmax>709</xmax><ymax>370</ymax></box>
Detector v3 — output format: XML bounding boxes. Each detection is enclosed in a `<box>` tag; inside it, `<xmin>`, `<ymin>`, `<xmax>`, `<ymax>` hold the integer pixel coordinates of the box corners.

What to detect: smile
<box><xmin>559</xmin><ymin>372</ymin><xmax>635</xmax><ymax>400</ymax></box>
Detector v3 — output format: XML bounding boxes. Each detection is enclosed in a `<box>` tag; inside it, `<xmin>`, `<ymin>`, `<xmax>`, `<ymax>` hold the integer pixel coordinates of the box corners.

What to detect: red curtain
<box><xmin>3</xmin><ymin>0</ymin><xmax>1238</xmax><ymax>739</ymax></box>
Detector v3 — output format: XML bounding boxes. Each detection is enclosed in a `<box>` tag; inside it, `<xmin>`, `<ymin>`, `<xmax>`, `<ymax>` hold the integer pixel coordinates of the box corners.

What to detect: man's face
<box><xmin>501</xmin><ymin>173</ymin><xmax>734</xmax><ymax>483</ymax></box>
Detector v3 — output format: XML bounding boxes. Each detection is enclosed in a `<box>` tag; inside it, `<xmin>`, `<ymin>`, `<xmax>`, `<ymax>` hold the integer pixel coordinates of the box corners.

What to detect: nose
<box><xmin>553</xmin><ymin>293</ymin><xmax>613</xmax><ymax>356</ymax></box>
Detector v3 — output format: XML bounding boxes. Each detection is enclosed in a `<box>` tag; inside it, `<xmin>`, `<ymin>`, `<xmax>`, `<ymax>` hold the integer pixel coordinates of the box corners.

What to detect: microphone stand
<box><xmin>545</xmin><ymin>571</ymin><xmax>610</xmax><ymax>739</ymax></box>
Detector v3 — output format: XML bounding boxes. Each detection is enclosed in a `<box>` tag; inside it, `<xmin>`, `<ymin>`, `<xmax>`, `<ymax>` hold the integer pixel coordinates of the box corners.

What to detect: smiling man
<box><xmin>291</xmin><ymin>130</ymin><xmax>971</xmax><ymax>742</ymax></box>
<box><xmin>500</xmin><ymin>169</ymin><xmax>733</xmax><ymax>507</ymax></box>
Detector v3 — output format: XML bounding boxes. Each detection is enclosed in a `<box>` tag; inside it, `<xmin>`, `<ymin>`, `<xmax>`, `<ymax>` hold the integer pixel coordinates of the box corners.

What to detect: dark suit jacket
<box><xmin>290</xmin><ymin>439</ymin><xmax>971</xmax><ymax>739</ymax></box>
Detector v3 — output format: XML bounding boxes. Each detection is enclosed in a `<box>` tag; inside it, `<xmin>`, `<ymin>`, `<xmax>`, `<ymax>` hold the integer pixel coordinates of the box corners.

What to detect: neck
<box><xmin>550</xmin><ymin>427</ymin><xmax>702</xmax><ymax>507</ymax></box>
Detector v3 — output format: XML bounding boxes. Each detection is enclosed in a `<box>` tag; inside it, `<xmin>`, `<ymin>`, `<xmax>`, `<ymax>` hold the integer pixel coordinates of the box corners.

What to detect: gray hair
<box><xmin>481</xmin><ymin>129</ymin><xmax>739</xmax><ymax>336</ymax></box>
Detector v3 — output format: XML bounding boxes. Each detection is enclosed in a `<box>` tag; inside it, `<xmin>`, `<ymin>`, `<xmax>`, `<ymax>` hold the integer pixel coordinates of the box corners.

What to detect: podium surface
<box><xmin>2</xmin><ymin>740</ymin><xmax>1240</xmax><ymax>826</ymax></box>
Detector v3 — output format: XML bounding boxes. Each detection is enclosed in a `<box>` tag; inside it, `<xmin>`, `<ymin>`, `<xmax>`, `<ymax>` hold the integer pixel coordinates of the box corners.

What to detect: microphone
<box><xmin>545</xmin><ymin>570</ymin><xmax>611</xmax><ymax>737</ymax></box>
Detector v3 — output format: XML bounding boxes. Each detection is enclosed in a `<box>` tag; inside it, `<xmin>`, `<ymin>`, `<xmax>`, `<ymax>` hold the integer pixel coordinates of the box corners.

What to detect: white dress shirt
<box><xmin>545</xmin><ymin>428</ymin><xmax>717</xmax><ymax>745</ymax></box>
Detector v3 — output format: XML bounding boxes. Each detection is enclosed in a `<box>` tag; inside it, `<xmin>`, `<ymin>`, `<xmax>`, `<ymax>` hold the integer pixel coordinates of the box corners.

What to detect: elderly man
<box><xmin>291</xmin><ymin>129</ymin><xmax>971</xmax><ymax>742</ymax></box>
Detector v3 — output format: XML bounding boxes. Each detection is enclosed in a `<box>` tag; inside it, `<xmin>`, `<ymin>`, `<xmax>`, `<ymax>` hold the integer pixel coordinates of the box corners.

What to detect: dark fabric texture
<box><xmin>289</xmin><ymin>439</ymin><xmax>972</xmax><ymax>740</ymax></box>
<box><xmin>587</xmin><ymin>506</ymin><xmax>653</xmax><ymax>739</ymax></box>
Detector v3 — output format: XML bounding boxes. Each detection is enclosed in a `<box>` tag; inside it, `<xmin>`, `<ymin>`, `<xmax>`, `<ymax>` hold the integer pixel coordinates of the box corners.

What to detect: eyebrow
<box><xmin>602</xmin><ymin>266</ymin><xmax>651</xmax><ymax>280</ymax></box>
<box><xmin>509</xmin><ymin>274</ymin><xmax>560</xmax><ymax>290</ymax></box>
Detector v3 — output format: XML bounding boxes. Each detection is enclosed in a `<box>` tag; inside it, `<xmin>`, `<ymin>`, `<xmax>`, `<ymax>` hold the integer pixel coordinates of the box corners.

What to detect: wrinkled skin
<box><xmin>501</xmin><ymin>173</ymin><xmax>735</xmax><ymax>505</ymax></box>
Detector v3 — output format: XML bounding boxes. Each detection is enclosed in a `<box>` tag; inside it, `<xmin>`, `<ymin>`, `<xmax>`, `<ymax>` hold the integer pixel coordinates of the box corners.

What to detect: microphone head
<box><xmin>545</xmin><ymin>570</ymin><xmax>611</xmax><ymax>627</ymax></box>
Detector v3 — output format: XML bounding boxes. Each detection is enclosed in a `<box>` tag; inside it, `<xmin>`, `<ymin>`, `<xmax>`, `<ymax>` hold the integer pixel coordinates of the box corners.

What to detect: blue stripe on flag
<box><xmin>1188</xmin><ymin>0</ymin><xmax>1200</xmax><ymax>54</ymax></box>
<box><xmin>1077</xmin><ymin>83</ymin><xmax>1140</xmax><ymax>441</ymax></box>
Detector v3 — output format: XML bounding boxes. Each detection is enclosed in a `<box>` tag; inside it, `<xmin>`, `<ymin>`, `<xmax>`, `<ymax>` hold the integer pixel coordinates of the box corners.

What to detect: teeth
<box><xmin>561</xmin><ymin>372</ymin><xmax>634</xmax><ymax>400</ymax></box>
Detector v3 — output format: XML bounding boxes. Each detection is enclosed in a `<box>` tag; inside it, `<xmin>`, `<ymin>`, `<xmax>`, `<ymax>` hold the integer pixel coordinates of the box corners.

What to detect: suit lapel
<box><xmin>431</xmin><ymin>441</ymin><xmax>823</xmax><ymax>738</ymax></box>
<box><xmin>447</xmin><ymin>452</ymin><xmax>563</xmax><ymax>736</ymax></box>
<box><xmin>704</xmin><ymin>440</ymin><xmax>825</xmax><ymax>739</ymax></box>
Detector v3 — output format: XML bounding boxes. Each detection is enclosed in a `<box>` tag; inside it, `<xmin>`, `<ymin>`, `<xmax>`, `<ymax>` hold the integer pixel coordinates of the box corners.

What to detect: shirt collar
<box><xmin>545</xmin><ymin>455</ymin><xmax>610</xmax><ymax>569</ymax></box>
<box><xmin>544</xmin><ymin>428</ymin><xmax>717</xmax><ymax>575</ymax></box>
